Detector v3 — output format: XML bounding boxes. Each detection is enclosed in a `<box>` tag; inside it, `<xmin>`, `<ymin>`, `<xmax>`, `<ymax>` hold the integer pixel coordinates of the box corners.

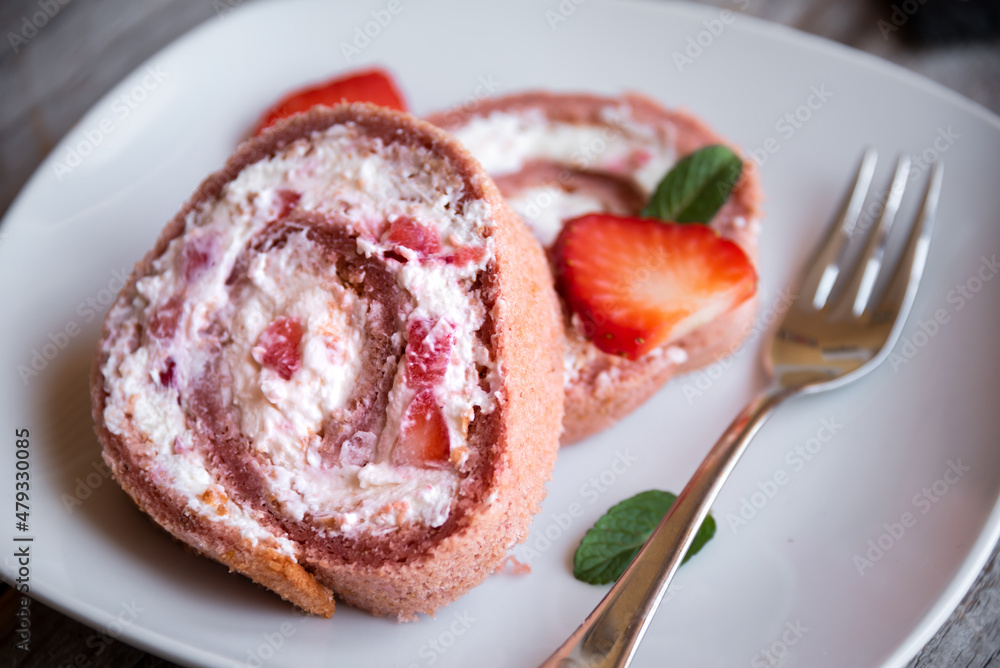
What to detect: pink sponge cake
<box><xmin>427</xmin><ymin>92</ymin><xmax>763</xmax><ymax>445</ymax></box>
<box><xmin>91</xmin><ymin>104</ymin><xmax>564</xmax><ymax>619</ymax></box>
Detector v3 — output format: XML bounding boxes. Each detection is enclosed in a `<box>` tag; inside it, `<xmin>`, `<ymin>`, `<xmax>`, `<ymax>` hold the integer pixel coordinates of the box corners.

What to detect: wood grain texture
<box><xmin>1</xmin><ymin>0</ymin><xmax>998</xmax><ymax>666</ymax></box>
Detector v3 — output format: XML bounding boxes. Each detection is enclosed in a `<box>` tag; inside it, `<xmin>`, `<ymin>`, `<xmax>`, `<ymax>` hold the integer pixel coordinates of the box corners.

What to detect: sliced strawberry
<box><xmin>148</xmin><ymin>295</ymin><xmax>184</xmax><ymax>340</ymax></box>
<box><xmin>274</xmin><ymin>189</ymin><xmax>301</xmax><ymax>219</ymax></box>
<box><xmin>252</xmin><ymin>68</ymin><xmax>407</xmax><ymax>135</ymax></box>
<box><xmin>392</xmin><ymin>389</ymin><xmax>451</xmax><ymax>467</ymax></box>
<box><xmin>445</xmin><ymin>246</ymin><xmax>486</xmax><ymax>267</ymax></box>
<box><xmin>386</xmin><ymin>217</ymin><xmax>440</xmax><ymax>257</ymax></box>
<box><xmin>390</xmin><ymin>318</ymin><xmax>456</xmax><ymax>467</ymax></box>
<box><xmin>553</xmin><ymin>214</ymin><xmax>756</xmax><ymax>360</ymax></box>
<box><xmin>158</xmin><ymin>357</ymin><xmax>176</xmax><ymax>388</ymax></box>
<box><xmin>404</xmin><ymin>318</ymin><xmax>454</xmax><ymax>387</ymax></box>
<box><xmin>182</xmin><ymin>234</ymin><xmax>217</xmax><ymax>283</ymax></box>
<box><xmin>253</xmin><ymin>317</ymin><xmax>304</xmax><ymax>380</ymax></box>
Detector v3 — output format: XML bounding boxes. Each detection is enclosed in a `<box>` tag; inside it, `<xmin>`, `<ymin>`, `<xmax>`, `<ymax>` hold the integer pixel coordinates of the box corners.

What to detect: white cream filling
<box><xmin>295</xmin><ymin>462</ymin><xmax>457</xmax><ymax>534</ymax></box>
<box><xmin>227</xmin><ymin>233</ymin><xmax>366</xmax><ymax>469</ymax></box>
<box><xmin>451</xmin><ymin>107</ymin><xmax>677</xmax><ymax>196</ymax></box>
<box><xmin>505</xmin><ymin>186</ymin><xmax>606</xmax><ymax>247</ymax></box>
<box><xmin>101</xmin><ymin>123</ymin><xmax>499</xmax><ymax>548</ymax></box>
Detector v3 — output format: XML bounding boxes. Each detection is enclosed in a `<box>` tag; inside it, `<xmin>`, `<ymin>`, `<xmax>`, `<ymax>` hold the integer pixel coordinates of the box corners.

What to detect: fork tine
<box><xmin>870</xmin><ymin>160</ymin><xmax>943</xmax><ymax>325</ymax></box>
<box><xmin>834</xmin><ymin>156</ymin><xmax>912</xmax><ymax>317</ymax></box>
<box><xmin>805</xmin><ymin>148</ymin><xmax>878</xmax><ymax>310</ymax></box>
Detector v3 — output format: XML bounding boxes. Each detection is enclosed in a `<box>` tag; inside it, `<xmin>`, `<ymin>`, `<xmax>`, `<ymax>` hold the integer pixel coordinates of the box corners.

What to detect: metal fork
<box><xmin>540</xmin><ymin>149</ymin><xmax>944</xmax><ymax>668</ymax></box>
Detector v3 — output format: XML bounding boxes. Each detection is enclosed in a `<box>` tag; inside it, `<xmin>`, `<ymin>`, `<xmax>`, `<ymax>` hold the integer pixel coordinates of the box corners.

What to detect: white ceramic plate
<box><xmin>2</xmin><ymin>1</ymin><xmax>999</xmax><ymax>666</ymax></box>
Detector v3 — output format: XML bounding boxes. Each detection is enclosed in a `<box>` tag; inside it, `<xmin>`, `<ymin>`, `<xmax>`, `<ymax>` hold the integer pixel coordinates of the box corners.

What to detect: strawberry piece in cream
<box><xmin>147</xmin><ymin>296</ymin><xmax>183</xmax><ymax>340</ymax></box>
<box><xmin>387</xmin><ymin>217</ymin><xmax>441</xmax><ymax>257</ymax></box>
<box><xmin>158</xmin><ymin>358</ymin><xmax>176</xmax><ymax>388</ymax></box>
<box><xmin>392</xmin><ymin>318</ymin><xmax>456</xmax><ymax>466</ymax></box>
<box><xmin>394</xmin><ymin>390</ymin><xmax>451</xmax><ymax>466</ymax></box>
<box><xmin>445</xmin><ymin>246</ymin><xmax>486</xmax><ymax>267</ymax></box>
<box><xmin>404</xmin><ymin>318</ymin><xmax>454</xmax><ymax>386</ymax></box>
<box><xmin>274</xmin><ymin>189</ymin><xmax>301</xmax><ymax>220</ymax></box>
<box><xmin>253</xmin><ymin>317</ymin><xmax>304</xmax><ymax>381</ymax></box>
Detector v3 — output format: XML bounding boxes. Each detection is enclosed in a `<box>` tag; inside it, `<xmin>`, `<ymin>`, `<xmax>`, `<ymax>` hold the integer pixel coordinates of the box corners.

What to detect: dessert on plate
<box><xmin>91</xmin><ymin>104</ymin><xmax>564</xmax><ymax>619</ymax></box>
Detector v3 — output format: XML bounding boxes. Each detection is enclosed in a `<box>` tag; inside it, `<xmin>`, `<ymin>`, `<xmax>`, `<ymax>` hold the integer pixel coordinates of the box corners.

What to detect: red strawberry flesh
<box><xmin>392</xmin><ymin>389</ymin><xmax>451</xmax><ymax>467</ymax></box>
<box><xmin>253</xmin><ymin>68</ymin><xmax>407</xmax><ymax>135</ymax></box>
<box><xmin>254</xmin><ymin>317</ymin><xmax>304</xmax><ymax>381</ymax></box>
<box><xmin>392</xmin><ymin>318</ymin><xmax>456</xmax><ymax>467</ymax></box>
<box><xmin>445</xmin><ymin>246</ymin><xmax>486</xmax><ymax>267</ymax></box>
<box><xmin>274</xmin><ymin>189</ymin><xmax>301</xmax><ymax>219</ymax></box>
<box><xmin>554</xmin><ymin>214</ymin><xmax>756</xmax><ymax>360</ymax></box>
<box><xmin>158</xmin><ymin>358</ymin><xmax>176</xmax><ymax>388</ymax></box>
<box><xmin>148</xmin><ymin>295</ymin><xmax>183</xmax><ymax>340</ymax></box>
<box><xmin>386</xmin><ymin>217</ymin><xmax>441</xmax><ymax>257</ymax></box>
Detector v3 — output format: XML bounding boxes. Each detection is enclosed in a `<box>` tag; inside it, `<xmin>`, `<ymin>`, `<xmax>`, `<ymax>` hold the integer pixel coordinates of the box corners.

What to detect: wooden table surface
<box><xmin>1</xmin><ymin>1</ymin><xmax>998</xmax><ymax>666</ymax></box>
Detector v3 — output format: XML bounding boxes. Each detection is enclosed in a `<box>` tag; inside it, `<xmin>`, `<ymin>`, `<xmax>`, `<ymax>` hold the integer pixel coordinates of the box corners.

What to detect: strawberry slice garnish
<box><xmin>252</xmin><ymin>68</ymin><xmax>407</xmax><ymax>135</ymax></box>
<box><xmin>553</xmin><ymin>214</ymin><xmax>756</xmax><ymax>360</ymax></box>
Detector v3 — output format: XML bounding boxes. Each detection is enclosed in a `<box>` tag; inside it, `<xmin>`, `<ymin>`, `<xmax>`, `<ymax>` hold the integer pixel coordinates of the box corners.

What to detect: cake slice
<box><xmin>427</xmin><ymin>92</ymin><xmax>763</xmax><ymax>444</ymax></box>
<box><xmin>91</xmin><ymin>103</ymin><xmax>564</xmax><ymax>619</ymax></box>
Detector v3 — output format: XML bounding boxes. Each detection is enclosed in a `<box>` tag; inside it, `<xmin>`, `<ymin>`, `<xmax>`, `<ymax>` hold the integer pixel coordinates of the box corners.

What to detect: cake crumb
<box><xmin>495</xmin><ymin>555</ymin><xmax>532</xmax><ymax>575</ymax></box>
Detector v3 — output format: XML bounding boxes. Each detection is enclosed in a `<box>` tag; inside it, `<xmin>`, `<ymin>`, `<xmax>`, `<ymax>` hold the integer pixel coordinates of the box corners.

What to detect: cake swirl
<box><xmin>428</xmin><ymin>92</ymin><xmax>763</xmax><ymax>445</ymax></box>
<box><xmin>91</xmin><ymin>104</ymin><xmax>564</xmax><ymax>619</ymax></box>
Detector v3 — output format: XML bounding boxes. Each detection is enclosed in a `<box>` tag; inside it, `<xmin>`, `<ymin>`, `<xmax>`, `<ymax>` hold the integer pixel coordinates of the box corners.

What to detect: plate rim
<box><xmin>3</xmin><ymin>1</ymin><xmax>1000</xmax><ymax>667</ymax></box>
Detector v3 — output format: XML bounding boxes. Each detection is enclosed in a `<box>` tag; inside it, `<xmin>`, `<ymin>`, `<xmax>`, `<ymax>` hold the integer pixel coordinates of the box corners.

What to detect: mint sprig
<box><xmin>641</xmin><ymin>145</ymin><xmax>743</xmax><ymax>224</ymax></box>
<box><xmin>573</xmin><ymin>490</ymin><xmax>716</xmax><ymax>585</ymax></box>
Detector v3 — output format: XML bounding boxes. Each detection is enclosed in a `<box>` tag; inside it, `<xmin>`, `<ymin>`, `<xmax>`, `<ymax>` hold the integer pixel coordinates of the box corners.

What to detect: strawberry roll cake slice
<box><xmin>428</xmin><ymin>92</ymin><xmax>763</xmax><ymax>445</ymax></box>
<box><xmin>91</xmin><ymin>104</ymin><xmax>563</xmax><ymax>619</ymax></box>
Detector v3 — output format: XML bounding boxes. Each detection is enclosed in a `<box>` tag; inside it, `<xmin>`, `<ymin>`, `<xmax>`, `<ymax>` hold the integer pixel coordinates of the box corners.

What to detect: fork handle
<box><xmin>539</xmin><ymin>387</ymin><xmax>794</xmax><ymax>668</ymax></box>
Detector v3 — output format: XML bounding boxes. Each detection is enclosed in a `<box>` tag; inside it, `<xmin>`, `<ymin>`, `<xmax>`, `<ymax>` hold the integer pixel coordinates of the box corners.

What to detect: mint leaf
<box><xmin>641</xmin><ymin>145</ymin><xmax>743</xmax><ymax>224</ymax></box>
<box><xmin>573</xmin><ymin>490</ymin><xmax>716</xmax><ymax>585</ymax></box>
